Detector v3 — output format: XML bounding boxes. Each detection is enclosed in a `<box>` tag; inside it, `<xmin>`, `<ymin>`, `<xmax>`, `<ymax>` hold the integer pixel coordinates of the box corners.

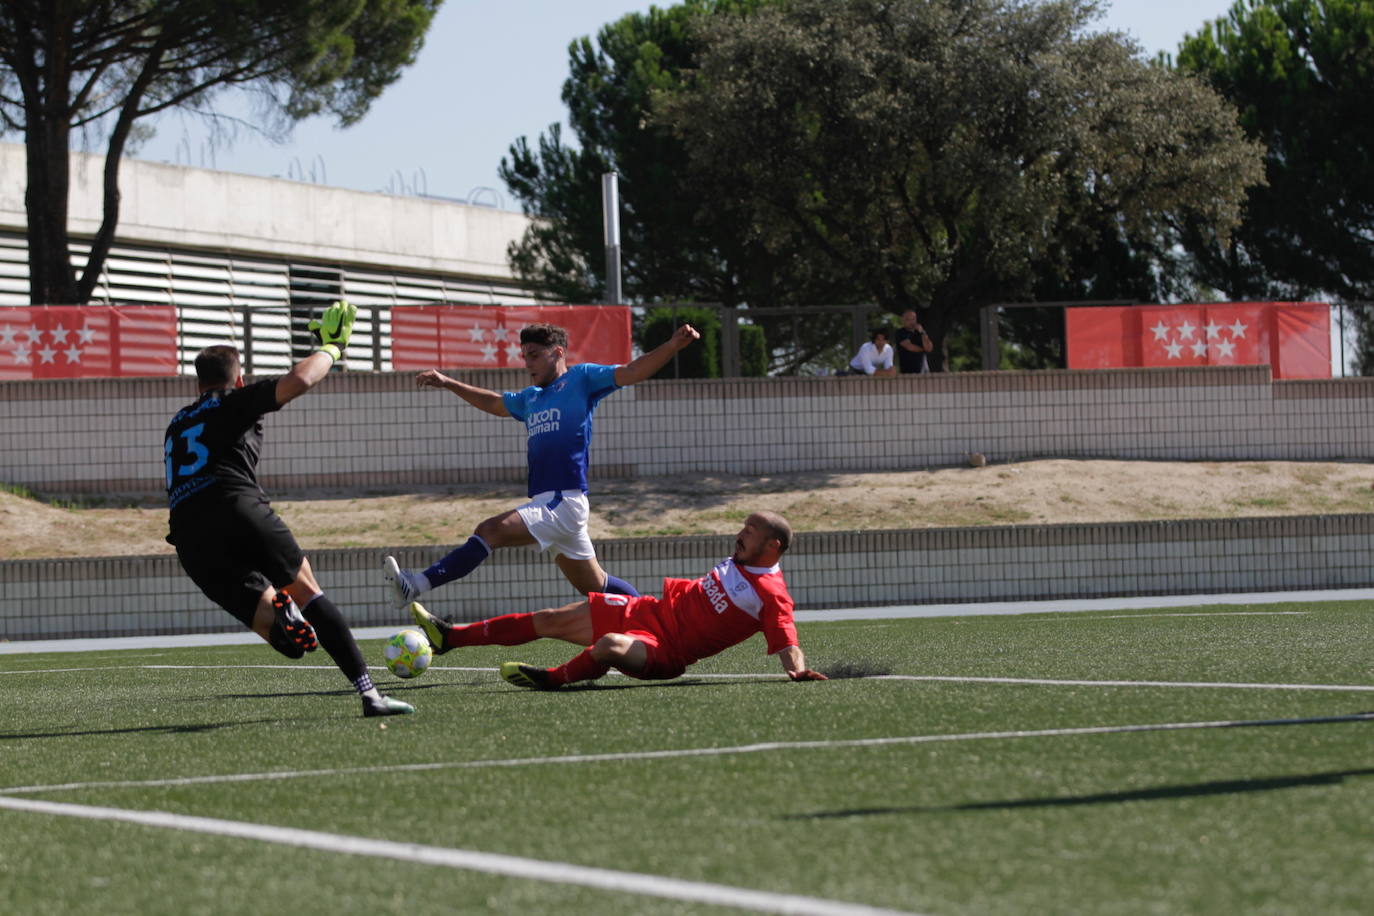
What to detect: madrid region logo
<box><xmin>467</xmin><ymin>323</ymin><xmax>521</xmax><ymax>363</ymax></box>
<box><xmin>1149</xmin><ymin>317</ymin><xmax>1249</xmax><ymax>361</ymax></box>
<box><xmin>0</xmin><ymin>321</ymin><xmax>97</xmax><ymax>366</ymax></box>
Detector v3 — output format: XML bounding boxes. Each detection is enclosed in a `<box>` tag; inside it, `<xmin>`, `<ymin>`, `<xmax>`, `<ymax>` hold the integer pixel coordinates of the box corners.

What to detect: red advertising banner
<box><xmin>391</xmin><ymin>304</ymin><xmax>633</xmax><ymax>370</ymax></box>
<box><xmin>0</xmin><ymin>305</ymin><xmax>178</xmax><ymax>380</ymax></box>
<box><xmin>1066</xmin><ymin>302</ymin><xmax>1330</xmax><ymax>379</ymax></box>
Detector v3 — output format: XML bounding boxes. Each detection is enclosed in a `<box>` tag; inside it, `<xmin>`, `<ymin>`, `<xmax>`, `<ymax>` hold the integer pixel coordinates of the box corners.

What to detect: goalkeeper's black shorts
<box><xmin>172</xmin><ymin>495</ymin><xmax>305</xmax><ymax>626</ymax></box>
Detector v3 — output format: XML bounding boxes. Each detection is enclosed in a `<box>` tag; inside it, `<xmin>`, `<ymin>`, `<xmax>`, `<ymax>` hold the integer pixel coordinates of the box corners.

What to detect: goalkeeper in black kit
<box><xmin>164</xmin><ymin>301</ymin><xmax>413</xmax><ymax>717</ymax></box>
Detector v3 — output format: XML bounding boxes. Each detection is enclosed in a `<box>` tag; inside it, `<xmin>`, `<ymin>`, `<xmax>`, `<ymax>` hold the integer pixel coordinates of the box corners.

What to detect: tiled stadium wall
<box><xmin>3</xmin><ymin>365</ymin><xmax>1373</xmax><ymax>494</ymax></box>
<box><xmin>3</xmin><ymin>516</ymin><xmax>1372</xmax><ymax>641</ymax></box>
<box><xmin>5</xmin><ymin>366</ymin><xmax>1374</xmax><ymax>641</ymax></box>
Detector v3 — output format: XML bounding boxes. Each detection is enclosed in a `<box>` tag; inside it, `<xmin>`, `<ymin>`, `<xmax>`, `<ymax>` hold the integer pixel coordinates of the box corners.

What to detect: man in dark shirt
<box><xmin>165</xmin><ymin>300</ymin><xmax>412</xmax><ymax>717</ymax></box>
<box><xmin>895</xmin><ymin>309</ymin><xmax>934</xmax><ymax>374</ymax></box>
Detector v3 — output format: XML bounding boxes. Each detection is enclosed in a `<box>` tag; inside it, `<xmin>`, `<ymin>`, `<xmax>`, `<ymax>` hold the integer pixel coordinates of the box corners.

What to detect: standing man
<box><xmin>895</xmin><ymin>310</ymin><xmax>934</xmax><ymax>374</ymax></box>
<box><xmin>384</xmin><ymin>322</ymin><xmax>700</xmax><ymax>608</ymax></box>
<box><xmin>165</xmin><ymin>301</ymin><xmax>413</xmax><ymax>718</ymax></box>
<box><xmin>408</xmin><ymin>511</ymin><xmax>829</xmax><ymax>689</ymax></box>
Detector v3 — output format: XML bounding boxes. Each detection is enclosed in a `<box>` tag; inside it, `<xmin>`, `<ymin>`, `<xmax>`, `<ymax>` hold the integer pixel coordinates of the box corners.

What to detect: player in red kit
<box><xmin>408</xmin><ymin>511</ymin><xmax>828</xmax><ymax>687</ymax></box>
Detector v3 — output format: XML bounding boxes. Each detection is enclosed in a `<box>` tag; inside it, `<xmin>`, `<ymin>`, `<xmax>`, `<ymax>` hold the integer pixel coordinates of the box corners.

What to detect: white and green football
<box><xmin>383</xmin><ymin>628</ymin><xmax>433</xmax><ymax>679</ymax></box>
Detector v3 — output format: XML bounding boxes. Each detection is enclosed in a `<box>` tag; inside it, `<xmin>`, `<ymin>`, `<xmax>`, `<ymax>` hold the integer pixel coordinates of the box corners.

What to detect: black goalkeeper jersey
<box><xmin>164</xmin><ymin>378</ymin><xmax>281</xmax><ymax>534</ymax></box>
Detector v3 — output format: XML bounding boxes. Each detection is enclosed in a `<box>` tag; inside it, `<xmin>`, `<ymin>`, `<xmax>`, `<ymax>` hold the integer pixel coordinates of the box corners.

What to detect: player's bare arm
<box><xmin>778</xmin><ymin>644</ymin><xmax>828</xmax><ymax>681</ymax></box>
<box><xmin>614</xmin><ymin>323</ymin><xmax>701</xmax><ymax>387</ymax></box>
<box><xmin>415</xmin><ymin>369</ymin><xmax>510</xmax><ymax>417</ymax></box>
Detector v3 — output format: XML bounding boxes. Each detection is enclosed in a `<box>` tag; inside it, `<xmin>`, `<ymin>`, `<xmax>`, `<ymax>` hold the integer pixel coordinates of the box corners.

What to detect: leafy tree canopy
<box><xmin>0</xmin><ymin>0</ymin><xmax>439</xmax><ymax>305</ymax></box>
<box><xmin>500</xmin><ymin>0</ymin><xmax>821</xmax><ymax>308</ymax></box>
<box><xmin>658</xmin><ymin>0</ymin><xmax>1265</xmax><ymax>368</ymax></box>
<box><xmin>1174</xmin><ymin>0</ymin><xmax>1374</xmax><ymax>303</ymax></box>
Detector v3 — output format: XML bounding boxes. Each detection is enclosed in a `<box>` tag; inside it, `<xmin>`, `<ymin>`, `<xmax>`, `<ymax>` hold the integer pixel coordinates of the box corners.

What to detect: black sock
<box><xmin>301</xmin><ymin>594</ymin><xmax>371</xmax><ymax>689</ymax></box>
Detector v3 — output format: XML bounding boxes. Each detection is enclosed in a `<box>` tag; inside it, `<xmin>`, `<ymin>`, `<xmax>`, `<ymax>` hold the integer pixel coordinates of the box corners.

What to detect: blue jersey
<box><xmin>502</xmin><ymin>363</ymin><xmax>621</xmax><ymax>496</ymax></box>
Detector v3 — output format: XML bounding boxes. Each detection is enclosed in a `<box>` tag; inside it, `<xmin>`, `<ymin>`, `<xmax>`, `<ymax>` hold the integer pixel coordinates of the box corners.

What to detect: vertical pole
<box><xmin>243</xmin><ymin>305</ymin><xmax>254</xmax><ymax>376</ymax></box>
<box><xmin>980</xmin><ymin>305</ymin><xmax>1000</xmax><ymax>371</ymax></box>
<box><xmin>602</xmin><ymin>173</ymin><xmax>622</xmax><ymax>305</ymax></box>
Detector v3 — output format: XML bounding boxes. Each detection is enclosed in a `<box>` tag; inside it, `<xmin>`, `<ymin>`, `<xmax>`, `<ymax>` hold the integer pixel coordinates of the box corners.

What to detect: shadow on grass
<box><xmin>0</xmin><ymin>719</ymin><xmax>280</xmax><ymax>741</ymax></box>
<box><xmin>784</xmin><ymin>768</ymin><xmax>1374</xmax><ymax>820</ymax></box>
<box><xmin>491</xmin><ymin>677</ymin><xmax>756</xmax><ymax>693</ymax></box>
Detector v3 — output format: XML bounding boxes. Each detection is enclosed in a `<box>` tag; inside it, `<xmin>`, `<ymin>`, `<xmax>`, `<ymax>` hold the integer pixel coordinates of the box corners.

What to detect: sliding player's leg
<box><xmin>502</xmin><ymin>595</ymin><xmax>681</xmax><ymax>690</ymax></box>
<box><xmin>412</xmin><ymin>597</ymin><xmax>592</xmax><ymax>655</ymax></box>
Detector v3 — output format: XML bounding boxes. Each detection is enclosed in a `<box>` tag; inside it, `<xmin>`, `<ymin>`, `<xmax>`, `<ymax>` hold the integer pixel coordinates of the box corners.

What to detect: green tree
<box><xmin>500</xmin><ymin>0</ymin><xmax>796</xmax><ymax>307</ymax></box>
<box><xmin>1174</xmin><ymin>0</ymin><xmax>1374</xmax><ymax>368</ymax></box>
<box><xmin>0</xmin><ymin>0</ymin><xmax>439</xmax><ymax>305</ymax></box>
<box><xmin>659</xmin><ymin>0</ymin><xmax>1265</xmax><ymax>370</ymax></box>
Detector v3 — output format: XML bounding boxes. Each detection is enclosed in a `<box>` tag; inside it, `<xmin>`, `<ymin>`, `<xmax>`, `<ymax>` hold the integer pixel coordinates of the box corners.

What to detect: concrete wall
<box><xmin>3</xmin><ymin>364</ymin><xmax>1374</xmax><ymax>640</ymax></box>
<box><xmin>2</xmin><ymin>364</ymin><xmax>1372</xmax><ymax>495</ymax></box>
<box><xmin>0</xmin><ymin>141</ymin><xmax>528</xmax><ymax>279</ymax></box>
<box><xmin>4</xmin><ymin>515</ymin><xmax>1372</xmax><ymax>641</ymax></box>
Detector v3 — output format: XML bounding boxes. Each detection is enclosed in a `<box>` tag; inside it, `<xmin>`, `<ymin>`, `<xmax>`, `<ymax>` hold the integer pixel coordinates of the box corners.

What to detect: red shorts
<box><xmin>589</xmin><ymin>593</ymin><xmax>688</xmax><ymax>681</ymax></box>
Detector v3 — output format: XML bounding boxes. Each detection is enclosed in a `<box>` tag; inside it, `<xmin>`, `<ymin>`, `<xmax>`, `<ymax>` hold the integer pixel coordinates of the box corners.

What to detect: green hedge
<box><xmin>641</xmin><ymin>306</ymin><xmax>767</xmax><ymax>378</ymax></box>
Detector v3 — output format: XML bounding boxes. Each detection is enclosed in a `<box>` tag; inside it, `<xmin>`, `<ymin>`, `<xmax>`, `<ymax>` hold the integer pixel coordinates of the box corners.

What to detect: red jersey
<box><xmin>655</xmin><ymin>558</ymin><xmax>798</xmax><ymax>665</ymax></box>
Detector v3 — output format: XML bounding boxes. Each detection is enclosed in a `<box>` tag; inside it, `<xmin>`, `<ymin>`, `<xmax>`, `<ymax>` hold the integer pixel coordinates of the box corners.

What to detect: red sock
<box><xmin>548</xmin><ymin>648</ymin><xmax>611</xmax><ymax>686</ymax></box>
<box><xmin>450</xmin><ymin>613</ymin><xmax>537</xmax><ymax>647</ymax></box>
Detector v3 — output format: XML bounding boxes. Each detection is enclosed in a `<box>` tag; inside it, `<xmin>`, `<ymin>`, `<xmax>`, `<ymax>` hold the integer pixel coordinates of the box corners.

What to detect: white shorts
<box><xmin>516</xmin><ymin>490</ymin><xmax>596</xmax><ymax>561</ymax></box>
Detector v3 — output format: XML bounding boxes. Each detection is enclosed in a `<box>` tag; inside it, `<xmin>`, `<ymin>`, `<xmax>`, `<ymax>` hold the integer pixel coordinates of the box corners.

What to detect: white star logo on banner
<box><xmin>480</xmin><ymin>342</ymin><xmax>498</xmax><ymax>362</ymax></box>
<box><xmin>1164</xmin><ymin>340</ymin><xmax>1183</xmax><ymax>359</ymax></box>
<box><xmin>12</xmin><ymin>344</ymin><xmax>31</xmax><ymax>363</ymax></box>
<box><xmin>1204</xmin><ymin>322</ymin><xmax>1224</xmax><ymax>339</ymax></box>
<box><xmin>63</xmin><ymin>347</ymin><xmax>83</xmax><ymax>364</ymax></box>
<box><xmin>467</xmin><ymin>325</ymin><xmax>486</xmax><ymax>343</ymax></box>
<box><xmin>491</xmin><ymin>326</ymin><xmax>510</xmax><ymax>342</ymax></box>
<box><xmin>1189</xmin><ymin>340</ymin><xmax>1209</xmax><ymax>357</ymax></box>
<box><xmin>1229</xmin><ymin>320</ymin><xmax>1247</xmax><ymax>339</ymax></box>
<box><xmin>1150</xmin><ymin>321</ymin><xmax>1171</xmax><ymax>341</ymax></box>
<box><xmin>23</xmin><ymin>324</ymin><xmax>42</xmax><ymax>343</ymax></box>
<box><xmin>505</xmin><ymin>342</ymin><xmax>521</xmax><ymax>362</ymax></box>
<box><xmin>1177</xmin><ymin>320</ymin><xmax>1197</xmax><ymax>340</ymax></box>
<box><xmin>77</xmin><ymin>324</ymin><xmax>96</xmax><ymax>344</ymax></box>
<box><xmin>49</xmin><ymin>324</ymin><xmax>70</xmax><ymax>344</ymax></box>
<box><xmin>0</xmin><ymin>325</ymin><xmax>16</xmax><ymax>346</ymax></box>
<box><xmin>37</xmin><ymin>346</ymin><xmax>57</xmax><ymax>364</ymax></box>
<box><xmin>1214</xmin><ymin>339</ymin><xmax>1236</xmax><ymax>358</ymax></box>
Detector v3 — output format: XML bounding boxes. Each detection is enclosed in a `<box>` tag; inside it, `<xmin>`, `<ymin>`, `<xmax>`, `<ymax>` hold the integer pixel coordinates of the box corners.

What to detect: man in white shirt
<box><xmin>844</xmin><ymin>329</ymin><xmax>897</xmax><ymax>376</ymax></box>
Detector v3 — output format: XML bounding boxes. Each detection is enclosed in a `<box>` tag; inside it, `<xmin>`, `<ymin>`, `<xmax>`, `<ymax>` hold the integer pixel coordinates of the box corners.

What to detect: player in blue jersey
<box><xmin>384</xmin><ymin>321</ymin><xmax>699</xmax><ymax>608</ymax></box>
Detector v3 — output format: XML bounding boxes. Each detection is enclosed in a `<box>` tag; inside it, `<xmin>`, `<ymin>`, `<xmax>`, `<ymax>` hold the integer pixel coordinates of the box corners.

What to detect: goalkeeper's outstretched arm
<box><xmin>276</xmin><ymin>300</ymin><xmax>356</xmax><ymax>405</ymax></box>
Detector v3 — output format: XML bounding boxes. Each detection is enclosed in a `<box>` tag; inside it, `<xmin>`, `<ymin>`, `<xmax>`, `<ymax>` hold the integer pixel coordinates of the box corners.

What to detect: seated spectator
<box><xmin>895</xmin><ymin>309</ymin><xmax>934</xmax><ymax>374</ymax></box>
<box><xmin>841</xmin><ymin>329</ymin><xmax>897</xmax><ymax>377</ymax></box>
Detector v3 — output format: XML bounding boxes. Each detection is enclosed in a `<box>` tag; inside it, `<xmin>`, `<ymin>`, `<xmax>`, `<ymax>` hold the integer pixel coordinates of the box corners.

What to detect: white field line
<box><xmin>4</xmin><ymin>663</ymin><xmax>1373</xmax><ymax>695</ymax></box>
<box><xmin>4</xmin><ymin>713</ymin><xmax>1370</xmax><ymax>798</ymax></box>
<box><xmin>1031</xmin><ymin>611</ymin><xmax>1309</xmax><ymax>621</ymax></box>
<box><xmin>880</xmin><ymin>675</ymin><xmax>1374</xmax><ymax>692</ymax></box>
<box><xmin>0</xmin><ymin>796</ymin><xmax>919</xmax><ymax>916</ymax></box>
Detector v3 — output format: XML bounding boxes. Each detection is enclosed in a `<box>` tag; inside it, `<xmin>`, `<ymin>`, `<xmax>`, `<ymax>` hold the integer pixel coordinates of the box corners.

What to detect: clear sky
<box><xmin>128</xmin><ymin>0</ymin><xmax>1241</xmax><ymax>208</ymax></box>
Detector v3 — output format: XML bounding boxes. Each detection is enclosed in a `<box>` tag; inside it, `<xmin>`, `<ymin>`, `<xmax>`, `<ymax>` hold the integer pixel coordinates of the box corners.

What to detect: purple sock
<box><xmin>603</xmin><ymin>574</ymin><xmax>639</xmax><ymax>597</ymax></box>
<box><xmin>423</xmin><ymin>535</ymin><xmax>492</xmax><ymax>589</ymax></box>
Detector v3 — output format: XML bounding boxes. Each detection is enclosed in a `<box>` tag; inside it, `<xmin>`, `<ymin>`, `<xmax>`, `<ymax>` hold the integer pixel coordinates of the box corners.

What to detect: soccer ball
<box><xmin>383</xmin><ymin>629</ymin><xmax>433</xmax><ymax>679</ymax></box>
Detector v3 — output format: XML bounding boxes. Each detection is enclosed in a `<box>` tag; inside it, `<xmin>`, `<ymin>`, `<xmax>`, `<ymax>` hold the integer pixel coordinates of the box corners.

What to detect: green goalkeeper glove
<box><xmin>308</xmin><ymin>300</ymin><xmax>356</xmax><ymax>362</ymax></box>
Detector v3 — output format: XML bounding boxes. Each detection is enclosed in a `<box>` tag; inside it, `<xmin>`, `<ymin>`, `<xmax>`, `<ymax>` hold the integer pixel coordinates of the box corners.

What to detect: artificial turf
<box><xmin>2</xmin><ymin>601</ymin><xmax>1371</xmax><ymax>915</ymax></box>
